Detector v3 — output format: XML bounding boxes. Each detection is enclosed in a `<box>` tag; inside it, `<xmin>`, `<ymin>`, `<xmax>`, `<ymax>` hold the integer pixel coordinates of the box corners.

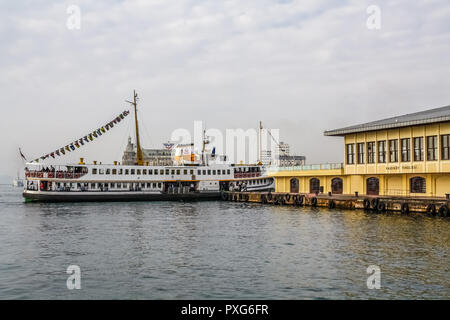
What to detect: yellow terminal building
<box><xmin>271</xmin><ymin>105</ymin><xmax>450</xmax><ymax>198</ymax></box>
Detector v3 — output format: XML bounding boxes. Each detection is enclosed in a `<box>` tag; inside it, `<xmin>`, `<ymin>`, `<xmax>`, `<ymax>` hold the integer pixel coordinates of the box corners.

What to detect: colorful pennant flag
<box><xmin>30</xmin><ymin>110</ymin><xmax>129</xmax><ymax>162</ymax></box>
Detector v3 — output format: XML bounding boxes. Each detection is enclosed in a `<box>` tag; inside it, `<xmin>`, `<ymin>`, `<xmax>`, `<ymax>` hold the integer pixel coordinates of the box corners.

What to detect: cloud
<box><xmin>0</xmin><ymin>0</ymin><xmax>450</xmax><ymax>174</ymax></box>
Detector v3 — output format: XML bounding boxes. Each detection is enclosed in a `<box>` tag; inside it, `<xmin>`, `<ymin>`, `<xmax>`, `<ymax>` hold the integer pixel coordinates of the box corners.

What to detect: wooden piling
<box><xmin>221</xmin><ymin>191</ymin><xmax>450</xmax><ymax>217</ymax></box>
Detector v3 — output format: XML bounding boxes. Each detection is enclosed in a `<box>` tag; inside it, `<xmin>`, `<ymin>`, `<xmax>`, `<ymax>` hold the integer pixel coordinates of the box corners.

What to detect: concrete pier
<box><xmin>221</xmin><ymin>191</ymin><xmax>450</xmax><ymax>216</ymax></box>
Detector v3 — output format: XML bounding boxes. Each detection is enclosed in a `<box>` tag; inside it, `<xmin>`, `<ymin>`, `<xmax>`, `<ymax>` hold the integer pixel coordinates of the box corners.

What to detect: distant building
<box><xmin>262</xmin><ymin>142</ymin><xmax>306</xmax><ymax>167</ymax></box>
<box><xmin>122</xmin><ymin>137</ymin><xmax>173</xmax><ymax>166</ymax></box>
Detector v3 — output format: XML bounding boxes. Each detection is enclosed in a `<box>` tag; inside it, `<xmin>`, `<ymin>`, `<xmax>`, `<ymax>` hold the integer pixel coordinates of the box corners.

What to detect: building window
<box><xmin>378</xmin><ymin>140</ymin><xmax>386</xmax><ymax>163</ymax></box>
<box><xmin>401</xmin><ymin>138</ymin><xmax>410</xmax><ymax>162</ymax></box>
<box><xmin>427</xmin><ymin>136</ymin><xmax>437</xmax><ymax>161</ymax></box>
<box><xmin>357</xmin><ymin>143</ymin><xmax>365</xmax><ymax>164</ymax></box>
<box><xmin>389</xmin><ymin>139</ymin><xmax>398</xmax><ymax>162</ymax></box>
<box><xmin>346</xmin><ymin>144</ymin><xmax>355</xmax><ymax>164</ymax></box>
<box><xmin>413</xmin><ymin>137</ymin><xmax>424</xmax><ymax>161</ymax></box>
<box><xmin>367</xmin><ymin>142</ymin><xmax>376</xmax><ymax>164</ymax></box>
<box><xmin>442</xmin><ymin>134</ymin><xmax>450</xmax><ymax>160</ymax></box>
<box><xmin>410</xmin><ymin>176</ymin><xmax>426</xmax><ymax>193</ymax></box>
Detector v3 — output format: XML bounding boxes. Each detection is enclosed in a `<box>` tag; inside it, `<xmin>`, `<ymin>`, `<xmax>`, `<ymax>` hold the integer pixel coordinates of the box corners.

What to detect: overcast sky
<box><xmin>1</xmin><ymin>0</ymin><xmax>450</xmax><ymax>177</ymax></box>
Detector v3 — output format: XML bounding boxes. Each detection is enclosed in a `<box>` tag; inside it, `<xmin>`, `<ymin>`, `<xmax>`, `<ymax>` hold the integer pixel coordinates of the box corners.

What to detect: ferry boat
<box><xmin>22</xmin><ymin>92</ymin><xmax>275</xmax><ymax>202</ymax></box>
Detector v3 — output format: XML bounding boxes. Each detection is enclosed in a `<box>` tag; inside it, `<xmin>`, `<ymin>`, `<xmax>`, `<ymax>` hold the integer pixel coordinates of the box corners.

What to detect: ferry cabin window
<box><xmin>413</xmin><ymin>137</ymin><xmax>424</xmax><ymax>161</ymax></box>
<box><xmin>112</xmin><ymin>169</ymin><xmax>117</xmax><ymax>175</ymax></box>
<box><xmin>427</xmin><ymin>136</ymin><xmax>437</xmax><ymax>161</ymax></box>
<box><xmin>378</xmin><ymin>141</ymin><xmax>386</xmax><ymax>163</ymax></box>
<box><xmin>389</xmin><ymin>139</ymin><xmax>398</xmax><ymax>162</ymax></box>
<box><xmin>442</xmin><ymin>135</ymin><xmax>450</xmax><ymax>160</ymax></box>
<box><xmin>165</xmin><ymin>169</ymin><xmax>169</xmax><ymax>175</ymax></box>
<box><xmin>119</xmin><ymin>169</ymin><xmax>123</xmax><ymax>175</ymax></box>
<box><xmin>99</xmin><ymin>169</ymin><xmax>104</xmax><ymax>174</ymax></box>
<box><xmin>149</xmin><ymin>169</ymin><xmax>153</xmax><ymax>175</ymax></box>
<box><xmin>171</xmin><ymin>169</ymin><xmax>175</xmax><ymax>175</ymax></box>
<box><xmin>213</xmin><ymin>170</ymin><xmax>216</xmax><ymax>175</ymax></box>
<box><xmin>227</xmin><ymin>169</ymin><xmax>230</xmax><ymax>175</ymax></box>
<box><xmin>203</xmin><ymin>170</ymin><xmax>206</xmax><ymax>175</ymax></box>
<box><xmin>357</xmin><ymin>143</ymin><xmax>365</xmax><ymax>164</ymax></box>
<box><xmin>152</xmin><ymin>183</ymin><xmax>157</xmax><ymax>188</ymax></box>
<box><xmin>92</xmin><ymin>168</ymin><xmax>97</xmax><ymax>174</ymax></box>
<box><xmin>158</xmin><ymin>183</ymin><xmax>162</xmax><ymax>188</ymax></box>
<box><xmin>110</xmin><ymin>183</ymin><xmax>115</xmax><ymax>188</ymax></box>
<box><xmin>131</xmin><ymin>169</ymin><xmax>135</xmax><ymax>175</ymax></box>
<box><xmin>367</xmin><ymin>142</ymin><xmax>376</xmax><ymax>164</ymax></box>
<box><xmin>217</xmin><ymin>170</ymin><xmax>221</xmax><ymax>175</ymax></box>
<box><xmin>208</xmin><ymin>170</ymin><xmax>211</xmax><ymax>175</ymax></box>
<box><xmin>143</xmin><ymin>169</ymin><xmax>147</xmax><ymax>175</ymax></box>
<box><xmin>137</xmin><ymin>169</ymin><xmax>141</xmax><ymax>175</ymax></box>
<box><xmin>183</xmin><ymin>169</ymin><xmax>187</xmax><ymax>175</ymax></box>
<box><xmin>147</xmin><ymin>183</ymin><xmax>151</xmax><ymax>188</ymax></box>
<box><xmin>401</xmin><ymin>138</ymin><xmax>410</xmax><ymax>162</ymax></box>
<box><xmin>125</xmin><ymin>169</ymin><xmax>129</xmax><ymax>175</ymax></box>
<box><xmin>190</xmin><ymin>170</ymin><xmax>194</xmax><ymax>175</ymax></box>
<box><xmin>106</xmin><ymin>169</ymin><xmax>111</xmax><ymax>175</ymax></box>
<box><xmin>91</xmin><ymin>183</ymin><xmax>95</xmax><ymax>189</ymax></box>
<box><xmin>197</xmin><ymin>170</ymin><xmax>201</xmax><ymax>175</ymax></box>
<box><xmin>176</xmin><ymin>169</ymin><xmax>180</xmax><ymax>175</ymax></box>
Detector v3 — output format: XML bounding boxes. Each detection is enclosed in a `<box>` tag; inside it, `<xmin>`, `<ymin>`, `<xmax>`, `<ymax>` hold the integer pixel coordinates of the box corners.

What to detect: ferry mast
<box><xmin>126</xmin><ymin>90</ymin><xmax>144</xmax><ymax>166</ymax></box>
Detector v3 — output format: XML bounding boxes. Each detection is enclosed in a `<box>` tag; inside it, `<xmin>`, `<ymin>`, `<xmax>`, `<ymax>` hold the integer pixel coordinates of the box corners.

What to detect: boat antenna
<box><xmin>125</xmin><ymin>90</ymin><xmax>144</xmax><ymax>166</ymax></box>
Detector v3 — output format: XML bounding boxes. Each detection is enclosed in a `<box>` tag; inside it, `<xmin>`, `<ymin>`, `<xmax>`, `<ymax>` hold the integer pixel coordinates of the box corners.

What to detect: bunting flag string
<box><xmin>30</xmin><ymin>110</ymin><xmax>130</xmax><ymax>163</ymax></box>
